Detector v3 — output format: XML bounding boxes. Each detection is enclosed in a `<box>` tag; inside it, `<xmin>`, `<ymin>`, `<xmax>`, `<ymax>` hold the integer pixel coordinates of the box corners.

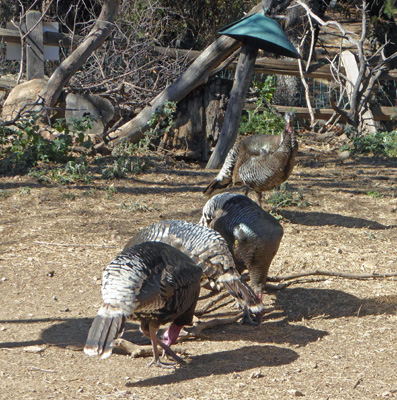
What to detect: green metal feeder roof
<box><xmin>219</xmin><ymin>12</ymin><xmax>300</xmax><ymax>59</ymax></box>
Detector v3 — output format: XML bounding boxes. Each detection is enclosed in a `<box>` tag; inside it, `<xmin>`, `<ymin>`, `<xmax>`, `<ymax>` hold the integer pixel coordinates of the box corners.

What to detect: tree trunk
<box><xmin>341</xmin><ymin>50</ymin><xmax>377</xmax><ymax>134</ymax></box>
<box><xmin>39</xmin><ymin>0</ymin><xmax>120</xmax><ymax>110</ymax></box>
<box><xmin>205</xmin><ymin>44</ymin><xmax>258</xmax><ymax>169</ymax></box>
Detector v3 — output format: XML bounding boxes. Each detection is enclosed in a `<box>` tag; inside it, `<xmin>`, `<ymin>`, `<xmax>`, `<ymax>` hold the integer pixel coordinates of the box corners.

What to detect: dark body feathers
<box><xmin>200</xmin><ymin>193</ymin><xmax>284</xmax><ymax>299</ymax></box>
<box><xmin>84</xmin><ymin>241</ymin><xmax>202</xmax><ymax>367</ymax></box>
<box><xmin>125</xmin><ymin>220</ymin><xmax>264</xmax><ymax>320</ymax></box>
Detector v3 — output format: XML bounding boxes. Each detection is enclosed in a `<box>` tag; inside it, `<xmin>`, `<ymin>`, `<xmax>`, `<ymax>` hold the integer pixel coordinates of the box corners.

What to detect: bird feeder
<box><xmin>206</xmin><ymin>11</ymin><xmax>299</xmax><ymax>169</ymax></box>
<box><xmin>218</xmin><ymin>12</ymin><xmax>300</xmax><ymax>59</ymax></box>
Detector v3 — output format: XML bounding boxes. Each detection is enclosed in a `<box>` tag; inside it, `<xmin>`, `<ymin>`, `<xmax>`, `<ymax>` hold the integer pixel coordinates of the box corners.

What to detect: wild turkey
<box><xmin>200</xmin><ymin>193</ymin><xmax>284</xmax><ymax>301</ymax></box>
<box><xmin>84</xmin><ymin>241</ymin><xmax>202</xmax><ymax>368</ymax></box>
<box><xmin>203</xmin><ymin>112</ymin><xmax>298</xmax><ymax>207</ymax></box>
<box><xmin>125</xmin><ymin>220</ymin><xmax>264</xmax><ymax>324</ymax></box>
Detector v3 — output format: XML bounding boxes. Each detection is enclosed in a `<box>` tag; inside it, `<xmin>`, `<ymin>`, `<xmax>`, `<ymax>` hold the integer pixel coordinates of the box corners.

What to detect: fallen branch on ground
<box><xmin>34</xmin><ymin>241</ymin><xmax>119</xmax><ymax>248</ymax></box>
<box><xmin>112</xmin><ymin>313</ymin><xmax>244</xmax><ymax>358</ymax></box>
<box><xmin>195</xmin><ymin>292</ymin><xmax>231</xmax><ymax>316</ymax></box>
<box><xmin>182</xmin><ymin>313</ymin><xmax>243</xmax><ymax>338</ymax></box>
<box><xmin>114</xmin><ymin>338</ymin><xmax>186</xmax><ymax>358</ymax></box>
<box><xmin>267</xmin><ymin>270</ymin><xmax>397</xmax><ymax>282</ymax></box>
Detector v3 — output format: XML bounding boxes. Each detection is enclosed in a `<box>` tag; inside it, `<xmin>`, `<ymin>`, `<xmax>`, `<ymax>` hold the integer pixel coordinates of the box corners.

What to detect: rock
<box><xmin>65</xmin><ymin>93</ymin><xmax>114</xmax><ymax>135</ymax></box>
<box><xmin>1</xmin><ymin>79</ymin><xmax>46</xmax><ymax>121</ymax></box>
<box><xmin>38</xmin><ymin>125</ymin><xmax>61</xmax><ymax>141</ymax></box>
<box><xmin>23</xmin><ymin>345</ymin><xmax>45</xmax><ymax>353</ymax></box>
<box><xmin>289</xmin><ymin>390</ymin><xmax>305</xmax><ymax>397</ymax></box>
<box><xmin>232</xmin><ymin>372</ymin><xmax>241</xmax><ymax>379</ymax></box>
<box><xmin>250</xmin><ymin>369</ymin><xmax>264</xmax><ymax>379</ymax></box>
<box><xmin>338</xmin><ymin>150</ymin><xmax>351</xmax><ymax>160</ymax></box>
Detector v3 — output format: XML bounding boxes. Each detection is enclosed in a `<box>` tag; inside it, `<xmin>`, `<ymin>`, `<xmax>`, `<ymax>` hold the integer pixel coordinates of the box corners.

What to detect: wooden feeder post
<box><xmin>206</xmin><ymin>44</ymin><xmax>258</xmax><ymax>169</ymax></box>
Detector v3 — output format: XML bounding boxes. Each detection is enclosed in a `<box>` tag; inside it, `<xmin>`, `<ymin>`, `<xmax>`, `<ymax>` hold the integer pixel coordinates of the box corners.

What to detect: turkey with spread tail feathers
<box><xmin>84</xmin><ymin>241</ymin><xmax>202</xmax><ymax>368</ymax></box>
<box><xmin>200</xmin><ymin>193</ymin><xmax>284</xmax><ymax>301</ymax></box>
<box><xmin>125</xmin><ymin>220</ymin><xmax>264</xmax><ymax>324</ymax></box>
<box><xmin>203</xmin><ymin>112</ymin><xmax>298</xmax><ymax>207</ymax></box>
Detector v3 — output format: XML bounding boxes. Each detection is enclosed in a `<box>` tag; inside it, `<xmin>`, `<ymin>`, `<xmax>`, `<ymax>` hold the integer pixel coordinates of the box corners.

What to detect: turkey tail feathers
<box><xmin>84</xmin><ymin>304</ymin><xmax>125</xmax><ymax>359</ymax></box>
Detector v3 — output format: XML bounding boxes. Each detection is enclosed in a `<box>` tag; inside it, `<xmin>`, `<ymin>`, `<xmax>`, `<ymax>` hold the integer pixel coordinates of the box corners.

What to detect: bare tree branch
<box><xmin>39</xmin><ymin>0</ymin><xmax>121</xmax><ymax>110</ymax></box>
<box><xmin>297</xmin><ymin>28</ymin><xmax>315</xmax><ymax>127</ymax></box>
<box><xmin>0</xmin><ymin>98</ymin><xmax>43</xmax><ymax>127</ymax></box>
<box><xmin>297</xmin><ymin>0</ymin><xmax>397</xmax><ymax>133</ymax></box>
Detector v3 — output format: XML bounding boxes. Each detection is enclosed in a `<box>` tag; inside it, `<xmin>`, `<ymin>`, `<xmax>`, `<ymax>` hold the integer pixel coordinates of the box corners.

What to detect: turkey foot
<box><xmin>146</xmin><ymin>328</ymin><xmax>185</xmax><ymax>368</ymax></box>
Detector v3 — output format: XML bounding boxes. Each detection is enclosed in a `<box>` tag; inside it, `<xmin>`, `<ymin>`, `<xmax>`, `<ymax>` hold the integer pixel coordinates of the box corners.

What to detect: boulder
<box><xmin>65</xmin><ymin>93</ymin><xmax>114</xmax><ymax>135</ymax></box>
<box><xmin>1</xmin><ymin>79</ymin><xmax>46</xmax><ymax>121</ymax></box>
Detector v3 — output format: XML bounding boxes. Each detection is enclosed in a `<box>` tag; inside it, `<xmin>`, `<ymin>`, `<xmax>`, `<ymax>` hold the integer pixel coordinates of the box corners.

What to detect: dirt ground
<box><xmin>0</xmin><ymin>138</ymin><xmax>396</xmax><ymax>400</ymax></box>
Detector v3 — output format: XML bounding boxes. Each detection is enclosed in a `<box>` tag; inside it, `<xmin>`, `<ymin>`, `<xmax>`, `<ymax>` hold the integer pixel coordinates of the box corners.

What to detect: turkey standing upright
<box><xmin>203</xmin><ymin>112</ymin><xmax>298</xmax><ymax>207</ymax></box>
<box><xmin>125</xmin><ymin>220</ymin><xmax>264</xmax><ymax>324</ymax></box>
<box><xmin>84</xmin><ymin>241</ymin><xmax>202</xmax><ymax>368</ymax></box>
<box><xmin>200</xmin><ymin>193</ymin><xmax>284</xmax><ymax>301</ymax></box>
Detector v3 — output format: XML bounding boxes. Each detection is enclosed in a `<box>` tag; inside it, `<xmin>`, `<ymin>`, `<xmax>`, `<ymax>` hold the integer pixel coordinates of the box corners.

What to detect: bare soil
<box><xmin>0</xmin><ymin>139</ymin><xmax>396</xmax><ymax>400</ymax></box>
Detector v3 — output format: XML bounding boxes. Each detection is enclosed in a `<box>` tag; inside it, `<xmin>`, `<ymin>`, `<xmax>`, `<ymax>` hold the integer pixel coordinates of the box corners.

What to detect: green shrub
<box><xmin>28</xmin><ymin>159</ymin><xmax>91</xmax><ymax>185</ymax></box>
<box><xmin>266</xmin><ymin>185</ymin><xmax>308</xmax><ymax>208</ymax></box>
<box><xmin>19</xmin><ymin>187</ymin><xmax>31</xmax><ymax>195</ymax></box>
<box><xmin>341</xmin><ymin>130</ymin><xmax>397</xmax><ymax>158</ymax></box>
<box><xmin>64</xmin><ymin>160</ymin><xmax>91</xmax><ymax>183</ymax></box>
<box><xmin>118</xmin><ymin>200</ymin><xmax>156</xmax><ymax>212</ymax></box>
<box><xmin>101</xmin><ymin>158</ymin><xmax>131</xmax><ymax>179</ymax></box>
<box><xmin>0</xmin><ymin>189</ymin><xmax>12</xmax><ymax>198</ymax></box>
<box><xmin>104</xmin><ymin>186</ymin><xmax>117</xmax><ymax>199</ymax></box>
<box><xmin>0</xmin><ymin>113</ymin><xmax>94</xmax><ymax>175</ymax></box>
<box><xmin>59</xmin><ymin>192</ymin><xmax>78</xmax><ymax>201</ymax></box>
<box><xmin>367</xmin><ymin>190</ymin><xmax>383</xmax><ymax>198</ymax></box>
<box><xmin>239</xmin><ymin>76</ymin><xmax>286</xmax><ymax>136</ymax></box>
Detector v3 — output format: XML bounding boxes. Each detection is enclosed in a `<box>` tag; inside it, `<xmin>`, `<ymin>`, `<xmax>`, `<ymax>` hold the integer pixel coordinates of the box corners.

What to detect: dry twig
<box><xmin>34</xmin><ymin>241</ymin><xmax>119</xmax><ymax>248</ymax></box>
<box><xmin>268</xmin><ymin>270</ymin><xmax>397</xmax><ymax>283</ymax></box>
<box><xmin>195</xmin><ymin>292</ymin><xmax>231</xmax><ymax>316</ymax></box>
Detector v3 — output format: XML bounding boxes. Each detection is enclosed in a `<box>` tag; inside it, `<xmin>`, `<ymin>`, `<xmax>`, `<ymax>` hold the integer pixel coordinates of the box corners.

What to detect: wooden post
<box><xmin>205</xmin><ymin>43</ymin><xmax>258</xmax><ymax>169</ymax></box>
<box><xmin>26</xmin><ymin>10</ymin><xmax>44</xmax><ymax>80</ymax></box>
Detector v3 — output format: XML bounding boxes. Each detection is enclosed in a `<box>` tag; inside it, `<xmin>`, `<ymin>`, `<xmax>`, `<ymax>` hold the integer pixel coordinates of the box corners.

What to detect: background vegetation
<box><xmin>0</xmin><ymin>0</ymin><xmax>396</xmax><ymax>179</ymax></box>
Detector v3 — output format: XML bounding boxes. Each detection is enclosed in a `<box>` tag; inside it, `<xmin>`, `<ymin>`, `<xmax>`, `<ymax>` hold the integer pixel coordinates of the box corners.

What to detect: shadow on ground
<box><xmin>128</xmin><ymin>345</ymin><xmax>299</xmax><ymax>387</ymax></box>
<box><xmin>1</xmin><ymin>288</ymin><xmax>395</xmax><ymax>350</ymax></box>
<box><xmin>277</xmin><ymin>210</ymin><xmax>394</xmax><ymax>229</ymax></box>
<box><xmin>273</xmin><ymin>287</ymin><xmax>397</xmax><ymax>321</ymax></box>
